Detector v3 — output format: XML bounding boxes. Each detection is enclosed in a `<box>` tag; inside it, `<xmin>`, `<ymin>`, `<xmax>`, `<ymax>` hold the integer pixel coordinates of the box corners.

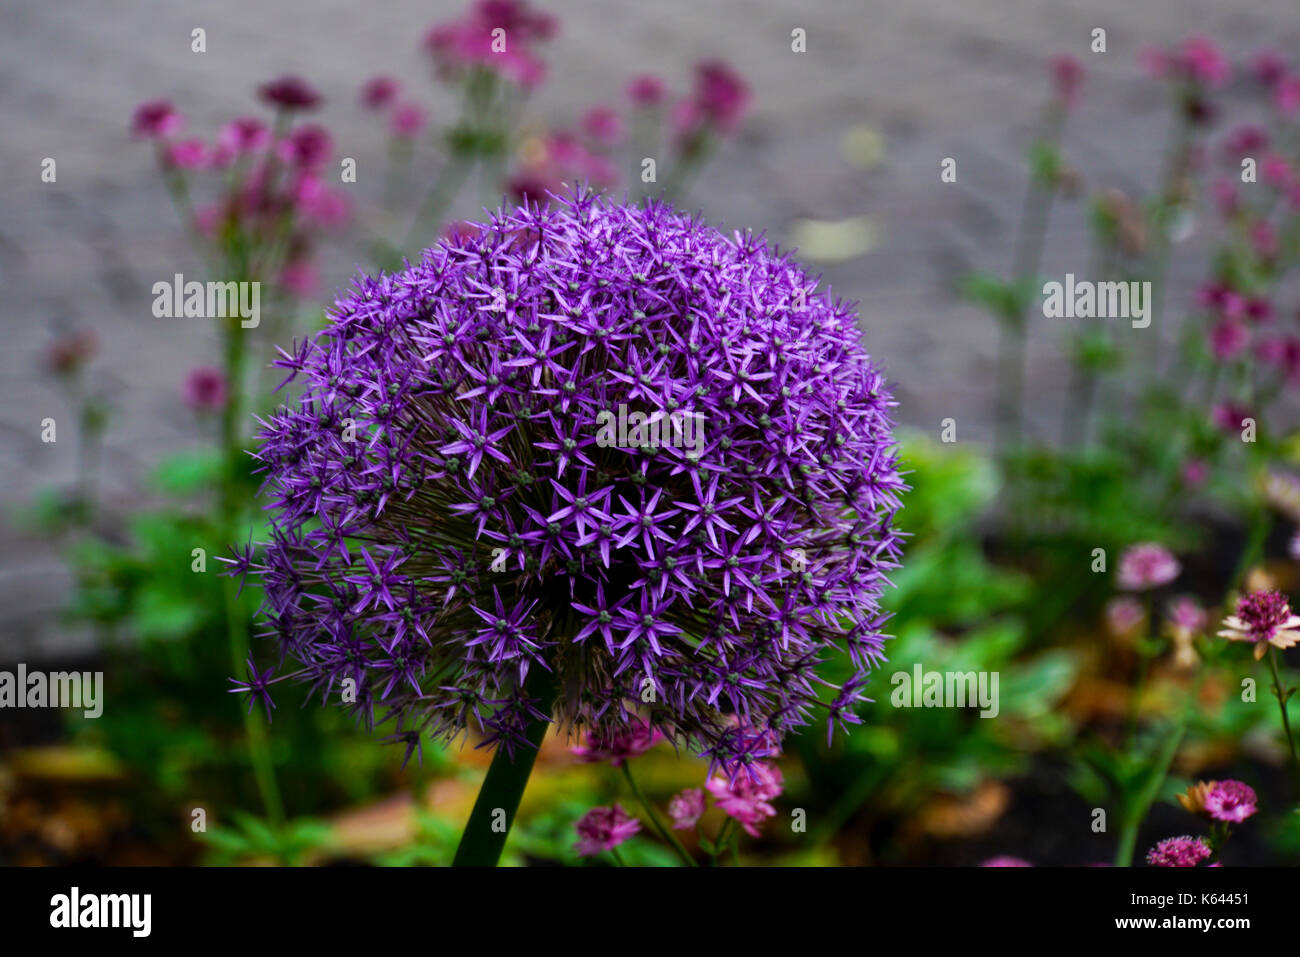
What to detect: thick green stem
<box><xmin>452</xmin><ymin>674</ymin><xmax>553</xmax><ymax>867</ymax></box>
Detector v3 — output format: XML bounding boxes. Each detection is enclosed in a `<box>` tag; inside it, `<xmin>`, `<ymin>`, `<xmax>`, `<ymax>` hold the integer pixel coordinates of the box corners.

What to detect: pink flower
<box><xmin>217</xmin><ymin>116</ymin><xmax>270</xmax><ymax>155</ymax></box>
<box><xmin>292</xmin><ymin>173</ymin><xmax>350</xmax><ymax>227</ymax></box>
<box><xmin>279</xmin><ymin>260</ymin><xmax>319</xmax><ymax>298</ymax></box>
<box><xmin>667</xmin><ymin>788</ymin><xmax>706</xmax><ymax>830</ymax></box>
<box><xmin>1180</xmin><ymin>35</ymin><xmax>1231</xmax><ymax>86</ymax></box>
<box><xmin>1256</xmin><ymin>336</ymin><xmax>1300</xmax><ymax>384</ymax></box>
<box><xmin>360</xmin><ymin>75</ymin><xmax>401</xmax><ymax>111</ymax></box>
<box><xmin>981</xmin><ymin>856</ymin><xmax>1032</xmax><ymax>867</ymax></box>
<box><xmin>131</xmin><ymin>99</ymin><xmax>183</xmax><ymax>139</ymax></box>
<box><xmin>1209</xmin><ymin>318</ymin><xmax>1249</xmax><ymax>360</ymax></box>
<box><xmin>1182</xmin><ymin>458</ymin><xmax>1209</xmax><ymax>487</ymax></box>
<box><xmin>570</xmin><ymin>716</ymin><xmax>662</xmax><ymax>766</ymax></box>
<box><xmin>1105</xmin><ymin>597</ymin><xmax>1145</xmax><ymax>637</ymax></box>
<box><xmin>1212</xmin><ymin>402</ymin><xmax>1253</xmax><ymax>433</ymax></box>
<box><xmin>1167</xmin><ymin>596</ymin><xmax>1207</xmax><ymax>633</ymax></box>
<box><xmin>706</xmin><ymin>761</ymin><xmax>783</xmax><ymax>837</ymax></box>
<box><xmin>423</xmin><ymin>0</ymin><xmax>555</xmax><ymax>91</ymax></box>
<box><xmin>259</xmin><ymin>75</ymin><xmax>322</xmax><ymax>111</ymax></box>
<box><xmin>626</xmin><ymin>74</ymin><xmax>666</xmax><ymax>107</ymax></box>
<box><xmin>1290</xmin><ymin>528</ymin><xmax>1300</xmax><ymax>562</ymax></box>
<box><xmin>1051</xmin><ymin>55</ymin><xmax>1085</xmax><ymax>110</ymax></box>
<box><xmin>1218</xmin><ymin>589</ymin><xmax>1300</xmax><ymax>660</ymax></box>
<box><xmin>1262</xmin><ymin>153</ymin><xmax>1292</xmax><ymax>187</ymax></box>
<box><xmin>1204</xmin><ymin>780</ymin><xmax>1257</xmax><ymax>823</ymax></box>
<box><xmin>581</xmin><ymin>105</ymin><xmax>623</xmax><ymax>147</ymax></box>
<box><xmin>674</xmin><ymin>60</ymin><xmax>750</xmax><ymax>140</ymax></box>
<box><xmin>1223</xmin><ymin>124</ymin><xmax>1269</xmax><ymax>157</ymax></box>
<box><xmin>163</xmin><ymin>138</ymin><xmax>209</xmax><ymax>170</ymax></box>
<box><xmin>389</xmin><ymin>102</ymin><xmax>428</xmax><ymax>140</ymax></box>
<box><xmin>1147</xmin><ymin>836</ymin><xmax>1212</xmax><ymax>867</ymax></box>
<box><xmin>573</xmin><ymin>804</ymin><xmax>640</xmax><ymax>857</ymax></box>
<box><xmin>1117</xmin><ymin>543</ymin><xmax>1180</xmax><ymax>591</ymax></box>
<box><xmin>183</xmin><ymin>366</ymin><xmax>228</xmax><ymax>412</ymax></box>
<box><xmin>1250</xmin><ymin>220</ymin><xmax>1279</xmax><ymax>259</ymax></box>
<box><xmin>1210</xmin><ymin>177</ymin><xmax>1238</xmax><ymax>218</ymax></box>
<box><xmin>1276</xmin><ymin>75</ymin><xmax>1300</xmax><ymax>117</ymax></box>
<box><xmin>279</xmin><ymin>124</ymin><xmax>332</xmax><ymax>169</ymax></box>
<box><xmin>1252</xmin><ymin>49</ymin><xmax>1287</xmax><ymax>87</ymax></box>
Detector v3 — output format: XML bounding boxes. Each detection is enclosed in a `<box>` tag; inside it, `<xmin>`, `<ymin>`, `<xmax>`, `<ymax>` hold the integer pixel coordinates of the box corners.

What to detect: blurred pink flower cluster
<box><xmin>130</xmin><ymin>76</ymin><xmax>350</xmax><ymax>300</ymax></box>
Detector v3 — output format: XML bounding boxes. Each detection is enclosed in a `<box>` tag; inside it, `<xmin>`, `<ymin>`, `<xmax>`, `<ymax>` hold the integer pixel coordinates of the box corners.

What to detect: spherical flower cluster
<box><xmin>1146</xmin><ymin>835</ymin><xmax>1213</xmax><ymax>867</ymax></box>
<box><xmin>573</xmin><ymin>804</ymin><xmax>640</xmax><ymax>857</ymax></box>
<box><xmin>1117</xmin><ymin>543</ymin><xmax>1180</xmax><ymax>591</ymax></box>
<box><xmin>1217</xmin><ymin>589</ymin><xmax>1300</xmax><ymax>660</ymax></box>
<box><xmin>234</xmin><ymin>192</ymin><xmax>905</xmax><ymax>771</ymax></box>
<box><xmin>1203</xmin><ymin>780</ymin><xmax>1258</xmax><ymax>823</ymax></box>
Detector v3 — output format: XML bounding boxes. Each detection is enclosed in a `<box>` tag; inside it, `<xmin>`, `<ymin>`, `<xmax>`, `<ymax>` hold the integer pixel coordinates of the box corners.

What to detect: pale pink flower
<box><xmin>1117</xmin><ymin>543</ymin><xmax>1180</xmax><ymax>591</ymax></box>
<box><xmin>706</xmin><ymin>761</ymin><xmax>783</xmax><ymax>837</ymax></box>
<box><xmin>667</xmin><ymin>788</ymin><xmax>706</xmax><ymax>830</ymax></box>
<box><xmin>573</xmin><ymin>804</ymin><xmax>641</xmax><ymax>857</ymax></box>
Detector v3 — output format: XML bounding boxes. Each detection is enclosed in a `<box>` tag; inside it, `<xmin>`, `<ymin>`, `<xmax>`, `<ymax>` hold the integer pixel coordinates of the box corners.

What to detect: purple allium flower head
<box><xmin>1204</xmin><ymin>780</ymin><xmax>1257</xmax><ymax>823</ymax></box>
<box><xmin>1146</xmin><ymin>835</ymin><xmax>1213</xmax><ymax>867</ymax></box>
<box><xmin>237</xmin><ymin>190</ymin><xmax>904</xmax><ymax>771</ymax></box>
<box><xmin>668</xmin><ymin>788</ymin><xmax>706</xmax><ymax>830</ymax></box>
<box><xmin>1117</xmin><ymin>543</ymin><xmax>1180</xmax><ymax>591</ymax></box>
<box><xmin>574</xmin><ymin>803</ymin><xmax>640</xmax><ymax>856</ymax></box>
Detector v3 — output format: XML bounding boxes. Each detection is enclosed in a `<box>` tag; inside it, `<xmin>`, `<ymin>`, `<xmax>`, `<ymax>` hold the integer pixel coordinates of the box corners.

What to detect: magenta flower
<box><xmin>183</xmin><ymin>366</ymin><xmax>229</xmax><ymax>412</ymax></box>
<box><xmin>1104</xmin><ymin>596</ymin><xmax>1144</xmax><ymax>637</ymax></box>
<box><xmin>1166</xmin><ymin>596</ymin><xmax>1207</xmax><ymax>634</ymax></box>
<box><xmin>626</xmin><ymin>74</ymin><xmax>666</xmax><ymax>107</ymax></box>
<box><xmin>1217</xmin><ymin>589</ymin><xmax>1300</xmax><ymax>660</ymax></box>
<box><xmin>706</xmin><ymin>761</ymin><xmax>783</xmax><ymax>837</ymax></box>
<box><xmin>131</xmin><ymin>99</ymin><xmax>183</xmax><ymax>139</ymax></box>
<box><xmin>1117</xmin><ymin>543</ymin><xmax>1180</xmax><ymax>591</ymax></box>
<box><xmin>981</xmin><ymin>856</ymin><xmax>1032</xmax><ymax>867</ymax></box>
<box><xmin>668</xmin><ymin>788</ymin><xmax>706</xmax><ymax>830</ymax></box>
<box><xmin>581</xmin><ymin>105</ymin><xmax>623</xmax><ymax>147</ymax></box>
<box><xmin>163</xmin><ymin>138</ymin><xmax>209</xmax><ymax>170</ymax></box>
<box><xmin>423</xmin><ymin>0</ymin><xmax>555</xmax><ymax>91</ymax></box>
<box><xmin>390</xmin><ymin>102</ymin><xmax>428</xmax><ymax>140</ymax></box>
<box><xmin>1276</xmin><ymin>75</ymin><xmax>1300</xmax><ymax>117</ymax></box>
<box><xmin>1146</xmin><ymin>836</ymin><xmax>1213</xmax><ymax>867</ymax></box>
<box><xmin>1051</xmin><ymin>55</ymin><xmax>1085</xmax><ymax>110</ymax></box>
<box><xmin>360</xmin><ymin>75</ymin><xmax>401</xmax><ymax>111</ymax></box>
<box><xmin>674</xmin><ymin>60</ymin><xmax>749</xmax><ymax>139</ymax></box>
<box><xmin>259</xmin><ymin>75</ymin><xmax>322</xmax><ymax>111</ymax></box>
<box><xmin>574</xmin><ymin>804</ymin><xmax>641</xmax><ymax>857</ymax></box>
<box><xmin>570</xmin><ymin>717</ymin><xmax>662</xmax><ymax>766</ymax></box>
<box><xmin>1180</xmin><ymin>35</ymin><xmax>1231</xmax><ymax>86</ymax></box>
<box><xmin>279</xmin><ymin>124</ymin><xmax>333</xmax><ymax>170</ymax></box>
<box><xmin>1211</xmin><ymin>402</ymin><xmax>1253</xmax><ymax>434</ymax></box>
<box><xmin>1209</xmin><ymin>317</ymin><xmax>1249</xmax><ymax>360</ymax></box>
<box><xmin>217</xmin><ymin>116</ymin><xmax>270</xmax><ymax>156</ymax></box>
<box><xmin>1252</xmin><ymin>49</ymin><xmax>1287</xmax><ymax>87</ymax></box>
<box><xmin>1204</xmin><ymin>780</ymin><xmax>1257</xmax><ymax>823</ymax></box>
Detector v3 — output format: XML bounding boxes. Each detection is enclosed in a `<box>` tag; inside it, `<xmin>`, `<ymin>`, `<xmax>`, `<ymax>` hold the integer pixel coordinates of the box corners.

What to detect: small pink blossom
<box><xmin>1204</xmin><ymin>780</ymin><xmax>1257</xmax><ymax>823</ymax></box>
<box><xmin>581</xmin><ymin>105</ymin><xmax>624</xmax><ymax>147</ymax></box>
<box><xmin>1117</xmin><ymin>543</ymin><xmax>1180</xmax><ymax>591</ymax></box>
<box><xmin>389</xmin><ymin>102</ymin><xmax>428</xmax><ymax>140</ymax></box>
<box><xmin>1167</xmin><ymin>596</ymin><xmax>1207</xmax><ymax>633</ymax></box>
<box><xmin>626</xmin><ymin>74</ymin><xmax>666</xmax><ymax>107</ymax></box>
<box><xmin>163</xmin><ymin>138</ymin><xmax>209</xmax><ymax>170</ymax></box>
<box><xmin>1182</xmin><ymin>458</ymin><xmax>1209</xmax><ymax>487</ymax></box>
<box><xmin>1209</xmin><ymin>318</ymin><xmax>1249</xmax><ymax>360</ymax></box>
<box><xmin>1251</xmin><ymin>49</ymin><xmax>1287</xmax><ymax>87</ymax></box>
<box><xmin>183</xmin><ymin>366</ymin><xmax>228</xmax><ymax>412</ymax></box>
<box><xmin>360</xmin><ymin>75</ymin><xmax>401</xmax><ymax>110</ymax></box>
<box><xmin>1212</xmin><ymin>402</ymin><xmax>1253</xmax><ymax>434</ymax></box>
<box><xmin>1105</xmin><ymin>596</ymin><xmax>1145</xmax><ymax>637</ymax></box>
<box><xmin>259</xmin><ymin>75</ymin><xmax>322</xmax><ymax>111</ymax></box>
<box><xmin>570</xmin><ymin>716</ymin><xmax>662</xmax><ymax>766</ymax></box>
<box><xmin>667</xmin><ymin>788</ymin><xmax>706</xmax><ymax>830</ymax></box>
<box><xmin>981</xmin><ymin>856</ymin><xmax>1032</xmax><ymax>867</ymax></box>
<box><xmin>279</xmin><ymin>124</ymin><xmax>333</xmax><ymax>169</ymax></box>
<box><xmin>279</xmin><ymin>260</ymin><xmax>319</xmax><ymax>298</ymax></box>
<box><xmin>1051</xmin><ymin>55</ymin><xmax>1085</xmax><ymax>110</ymax></box>
<box><xmin>573</xmin><ymin>804</ymin><xmax>641</xmax><ymax>857</ymax></box>
<box><xmin>131</xmin><ymin>100</ymin><xmax>183</xmax><ymax>139</ymax></box>
<box><xmin>1147</xmin><ymin>835</ymin><xmax>1213</xmax><ymax>867</ymax></box>
<box><xmin>1276</xmin><ymin>75</ymin><xmax>1300</xmax><ymax>117</ymax></box>
<box><xmin>706</xmin><ymin>761</ymin><xmax>783</xmax><ymax>837</ymax></box>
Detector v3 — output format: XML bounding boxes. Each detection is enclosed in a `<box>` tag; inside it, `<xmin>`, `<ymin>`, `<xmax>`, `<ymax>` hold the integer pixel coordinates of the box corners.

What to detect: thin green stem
<box><xmin>1266</xmin><ymin>648</ymin><xmax>1300</xmax><ymax>785</ymax></box>
<box><xmin>621</xmin><ymin>763</ymin><xmax>696</xmax><ymax>866</ymax></box>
